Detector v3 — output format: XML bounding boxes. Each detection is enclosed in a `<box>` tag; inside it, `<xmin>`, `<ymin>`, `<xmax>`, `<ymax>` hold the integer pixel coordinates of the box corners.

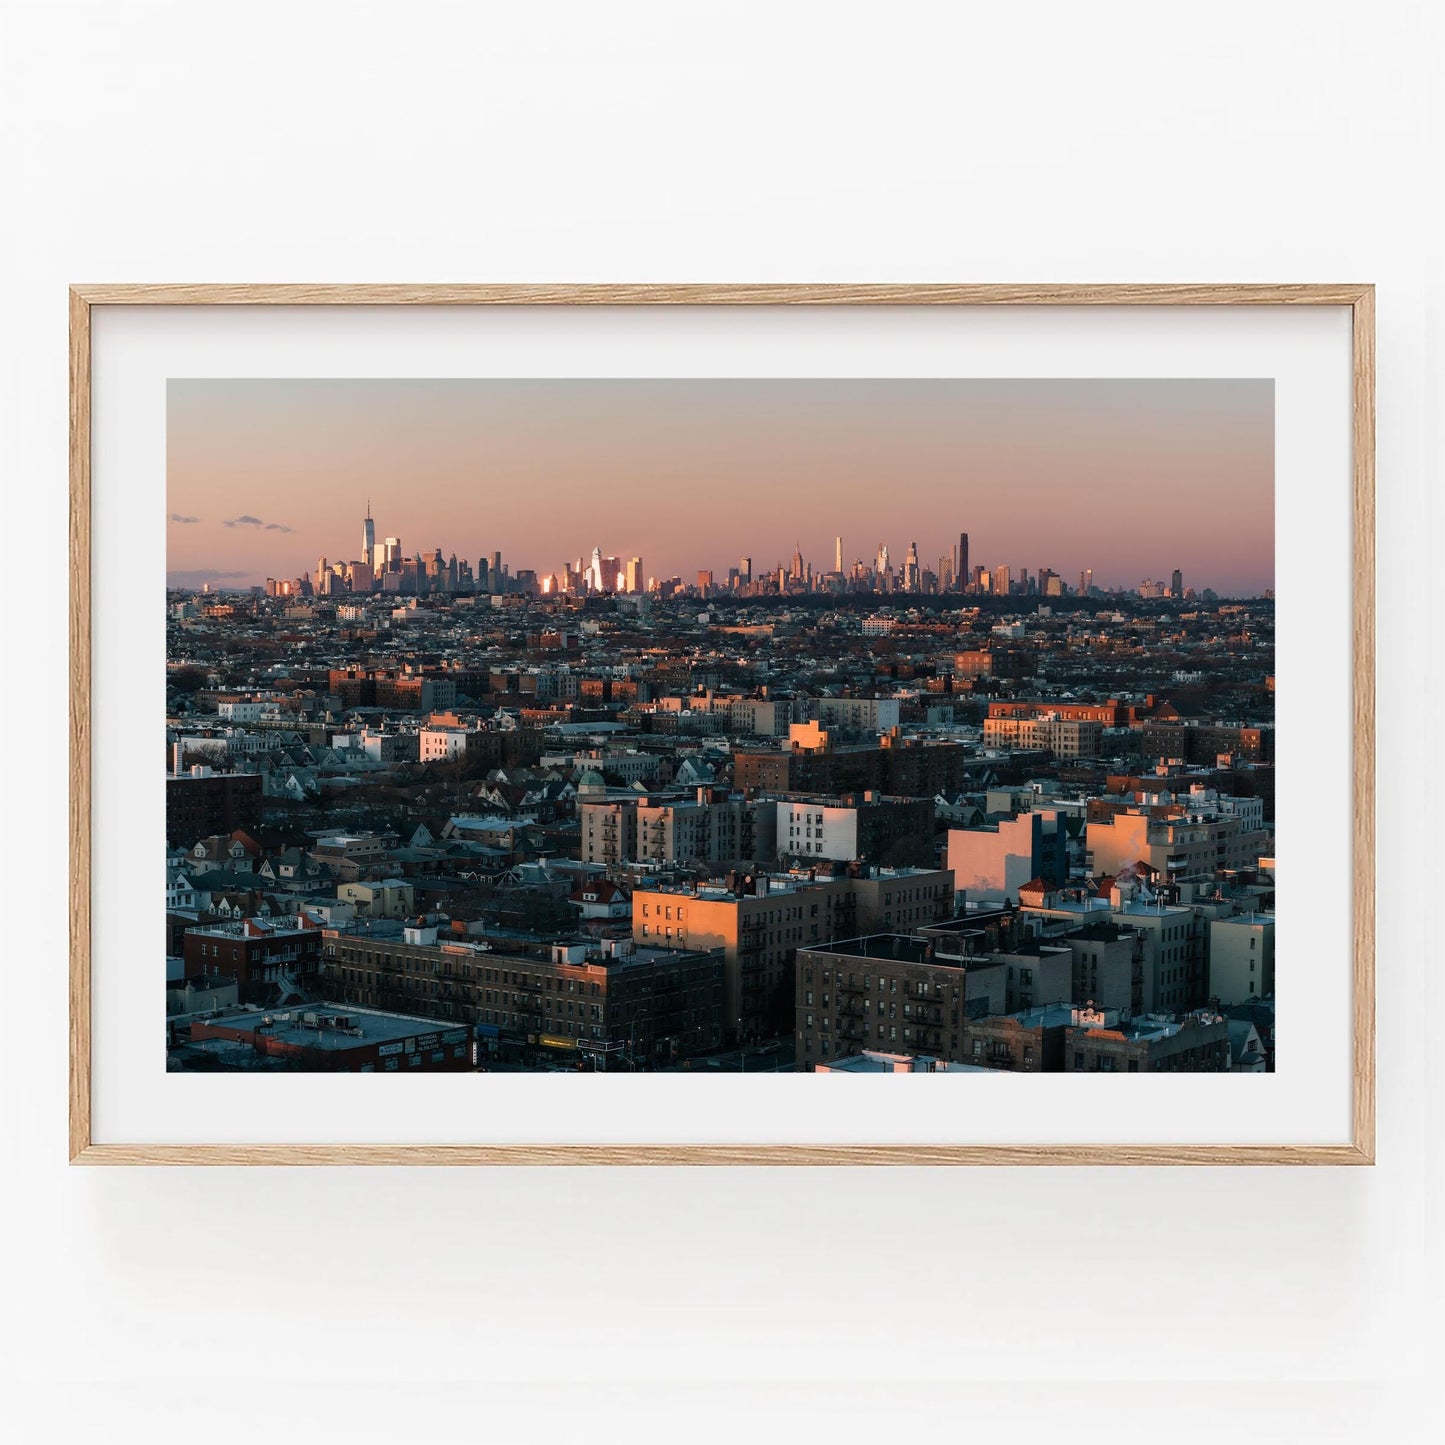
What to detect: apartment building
<box><xmin>773</xmin><ymin>793</ymin><xmax>934</xmax><ymax>867</ymax></box>
<box><xmin>982</xmin><ymin>714</ymin><xmax>1103</xmax><ymax>759</ymax></box>
<box><xmin>321</xmin><ymin>925</ymin><xmax>724</xmax><ymax>1065</ymax></box>
<box><xmin>182</xmin><ymin>915</ymin><xmax>324</xmax><ymax>991</ymax></box>
<box><xmin>636</xmin><ymin>867</ymin><xmax>955</xmax><ymax>1042</ymax></box>
<box><xmin>1209</xmin><ymin>913</ymin><xmax>1275</xmax><ymax>1005</ymax></box>
<box><xmin>1086</xmin><ymin>806</ymin><xmax>1267</xmax><ymax>882</ymax></box>
<box><xmin>946</xmin><ymin>810</ymin><xmax>1068</xmax><ymax>904</ymax></box>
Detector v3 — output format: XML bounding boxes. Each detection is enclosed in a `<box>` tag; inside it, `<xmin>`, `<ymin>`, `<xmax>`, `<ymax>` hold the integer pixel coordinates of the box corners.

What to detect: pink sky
<box><xmin>167</xmin><ymin>378</ymin><xmax>1273</xmax><ymax>594</ymax></box>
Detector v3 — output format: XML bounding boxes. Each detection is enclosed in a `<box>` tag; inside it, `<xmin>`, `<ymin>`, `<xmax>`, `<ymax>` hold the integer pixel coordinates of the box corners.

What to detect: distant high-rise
<box><xmin>362</xmin><ymin>501</ymin><xmax>375</xmax><ymax>570</ymax></box>
<box><xmin>993</xmin><ymin>564</ymin><xmax>1011</xmax><ymax>597</ymax></box>
<box><xmin>834</xmin><ymin>536</ymin><xmax>843</xmax><ymax>574</ymax></box>
<box><xmin>383</xmin><ymin>537</ymin><xmax>401</xmax><ymax>573</ymax></box>
<box><xmin>957</xmin><ymin>532</ymin><xmax>969</xmax><ymax>592</ymax></box>
<box><xmin>626</xmin><ymin>557</ymin><xmax>644</xmax><ymax>594</ymax></box>
<box><xmin>740</xmin><ymin>556</ymin><xmax>752</xmax><ymax>585</ymax></box>
<box><xmin>1171</xmin><ymin>568</ymin><xmax>1183</xmax><ymax>598</ymax></box>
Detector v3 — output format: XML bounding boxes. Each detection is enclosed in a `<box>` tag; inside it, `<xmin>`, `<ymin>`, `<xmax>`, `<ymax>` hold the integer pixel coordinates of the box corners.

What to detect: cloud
<box><xmin>167</xmin><ymin>568</ymin><xmax>251</xmax><ymax>587</ymax></box>
<box><xmin>223</xmin><ymin>513</ymin><xmax>293</xmax><ymax>532</ymax></box>
<box><xmin>169</xmin><ymin>512</ymin><xmax>201</xmax><ymax>524</ymax></box>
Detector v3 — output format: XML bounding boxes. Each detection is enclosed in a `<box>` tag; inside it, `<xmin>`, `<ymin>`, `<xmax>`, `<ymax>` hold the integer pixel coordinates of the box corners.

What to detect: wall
<box><xmin>0</xmin><ymin>1</ymin><xmax>1440</xmax><ymax>1440</ymax></box>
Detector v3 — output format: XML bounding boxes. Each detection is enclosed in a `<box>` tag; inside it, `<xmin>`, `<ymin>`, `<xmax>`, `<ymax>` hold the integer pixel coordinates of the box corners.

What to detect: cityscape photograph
<box><xmin>165</xmin><ymin>378</ymin><xmax>1276</xmax><ymax>1076</ymax></box>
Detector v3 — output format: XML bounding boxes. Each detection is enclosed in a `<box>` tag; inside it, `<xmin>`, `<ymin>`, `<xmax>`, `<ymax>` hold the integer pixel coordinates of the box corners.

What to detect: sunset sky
<box><xmin>167</xmin><ymin>378</ymin><xmax>1274</xmax><ymax>594</ymax></box>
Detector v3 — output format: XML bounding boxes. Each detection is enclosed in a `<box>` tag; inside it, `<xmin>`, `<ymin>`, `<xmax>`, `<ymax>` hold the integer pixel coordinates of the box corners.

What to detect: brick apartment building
<box><xmin>795</xmin><ymin>938</ymin><xmax>1230</xmax><ymax>1073</ymax></box>
<box><xmin>794</xmin><ymin>934</ymin><xmax>982</xmax><ymax>1068</ymax></box>
<box><xmin>733</xmin><ymin>737</ymin><xmax>984</xmax><ymax>798</ymax></box>
<box><xmin>165</xmin><ymin>770</ymin><xmax>264</xmax><ymax>847</ymax></box>
<box><xmin>182</xmin><ymin>915</ymin><xmax>324</xmax><ymax>991</ymax></box>
<box><xmin>953</xmin><ymin>646</ymin><xmax>1035</xmax><ymax>680</ymax></box>
<box><xmin>636</xmin><ymin>867</ymin><xmax>956</xmax><ymax>1042</ymax></box>
<box><xmin>321</xmin><ymin>925</ymin><xmax>724</xmax><ymax>1065</ymax></box>
<box><xmin>1135</xmin><ymin>721</ymin><xmax>1275</xmax><ymax>766</ymax></box>
<box><xmin>327</xmin><ymin>668</ymin><xmax>459</xmax><ymax>712</ymax></box>
<box><xmin>986</xmin><ymin>699</ymin><xmax>1129</xmax><ymax>727</ymax></box>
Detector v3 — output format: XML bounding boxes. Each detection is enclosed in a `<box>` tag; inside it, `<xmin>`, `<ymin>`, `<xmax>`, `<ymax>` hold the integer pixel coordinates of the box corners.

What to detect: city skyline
<box><xmin>168</xmin><ymin>378</ymin><xmax>1274</xmax><ymax>593</ymax></box>
<box><xmin>212</xmin><ymin>508</ymin><xmax>1230</xmax><ymax>603</ymax></box>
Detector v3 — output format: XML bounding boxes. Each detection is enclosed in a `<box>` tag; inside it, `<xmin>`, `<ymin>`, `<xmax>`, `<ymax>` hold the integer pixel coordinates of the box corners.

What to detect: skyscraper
<box><xmin>362</xmin><ymin>501</ymin><xmax>375</xmax><ymax>570</ymax></box>
<box><xmin>626</xmin><ymin>557</ymin><xmax>644</xmax><ymax>594</ymax></box>
<box><xmin>993</xmin><ymin>564</ymin><xmax>1011</xmax><ymax>597</ymax></box>
<box><xmin>834</xmin><ymin>536</ymin><xmax>843</xmax><ymax>574</ymax></box>
<box><xmin>957</xmin><ymin>532</ymin><xmax>969</xmax><ymax>593</ymax></box>
<box><xmin>1171</xmin><ymin>568</ymin><xmax>1183</xmax><ymax>598</ymax></box>
<box><xmin>740</xmin><ymin>556</ymin><xmax>752</xmax><ymax>585</ymax></box>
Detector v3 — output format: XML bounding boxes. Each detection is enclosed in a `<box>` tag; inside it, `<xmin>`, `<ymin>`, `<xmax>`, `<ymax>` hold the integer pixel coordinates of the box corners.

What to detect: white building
<box><xmin>165</xmin><ymin>867</ymin><xmax>199</xmax><ymax>911</ymax></box>
<box><xmin>217</xmin><ymin>700</ymin><xmax>264</xmax><ymax>722</ymax></box>
<box><xmin>419</xmin><ymin>725</ymin><xmax>476</xmax><ymax>762</ymax></box>
<box><xmin>817</xmin><ymin>697</ymin><xmax>901</xmax><ymax>733</ymax></box>
<box><xmin>776</xmin><ymin>800</ymin><xmax>858</xmax><ymax>861</ymax></box>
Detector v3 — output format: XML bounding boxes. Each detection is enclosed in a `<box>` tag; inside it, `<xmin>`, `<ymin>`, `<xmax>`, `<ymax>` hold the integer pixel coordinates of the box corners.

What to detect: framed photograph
<box><xmin>69</xmin><ymin>284</ymin><xmax>1374</xmax><ymax>1165</ymax></box>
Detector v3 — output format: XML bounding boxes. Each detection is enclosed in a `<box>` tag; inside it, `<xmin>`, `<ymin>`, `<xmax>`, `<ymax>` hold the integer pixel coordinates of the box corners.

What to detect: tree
<box><xmin>169</xmin><ymin>665</ymin><xmax>208</xmax><ymax>694</ymax></box>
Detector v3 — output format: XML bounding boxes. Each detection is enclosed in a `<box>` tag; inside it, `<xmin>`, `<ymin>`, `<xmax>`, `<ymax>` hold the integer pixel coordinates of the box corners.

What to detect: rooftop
<box><xmin>1113</xmin><ymin>898</ymin><xmax>1191</xmax><ymax>920</ymax></box>
<box><xmin>816</xmin><ymin>1050</ymin><xmax>992</xmax><ymax>1074</ymax></box>
<box><xmin>1101</xmin><ymin>1010</ymin><xmax>1227</xmax><ymax>1042</ymax></box>
<box><xmin>186</xmin><ymin>915</ymin><xmax>317</xmax><ymax>941</ymax></box>
<box><xmin>199</xmin><ymin>1003</ymin><xmax>464</xmax><ymax>1051</ymax></box>
<box><xmin>1008</xmin><ymin>1003</ymin><xmax>1113</xmax><ymax>1031</ymax></box>
<box><xmin>1068</xmin><ymin>920</ymin><xmax>1136</xmax><ymax>943</ymax></box>
<box><xmin>803</xmin><ymin>935</ymin><xmax>959</xmax><ymax>969</ymax></box>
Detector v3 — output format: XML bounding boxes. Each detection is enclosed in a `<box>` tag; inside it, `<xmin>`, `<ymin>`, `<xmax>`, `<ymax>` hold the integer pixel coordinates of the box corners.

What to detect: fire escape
<box><xmin>835</xmin><ymin>977</ymin><xmax>868</xmax><ymax>1052</ymax></box>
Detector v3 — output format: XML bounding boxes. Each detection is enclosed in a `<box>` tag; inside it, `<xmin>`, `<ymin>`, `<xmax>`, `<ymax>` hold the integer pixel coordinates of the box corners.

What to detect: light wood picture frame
<box><xmin>69</xmin><ymin>283</ymin><xmax>1375</xmax><ymax>1165</ymax></box>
